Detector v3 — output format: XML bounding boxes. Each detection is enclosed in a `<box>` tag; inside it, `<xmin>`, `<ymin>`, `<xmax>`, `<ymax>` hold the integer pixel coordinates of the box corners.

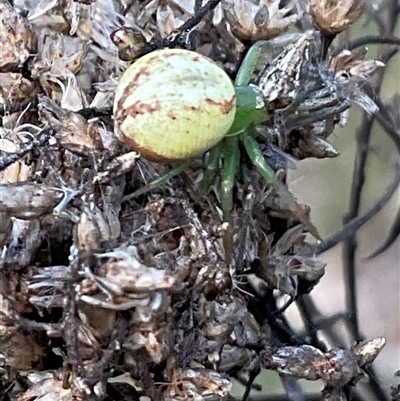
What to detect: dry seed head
<box><xmin>310</xmin><ymin>0</ymin><xmax>365</xmax><ymax>34</ymax></box>
<box><xmin>111</xmin><ymin>27</ymin><xmax>148</xmax><ymax>62</ymax></box>
<box><xmin>113</xmin><ymin>48</ymin><xmax>236</xmax><ymax>162</ymax></box>
<box><xmin>222</xmin><ymin>0</ymin><xmax>298</xmax><ymax>41</ymax></box>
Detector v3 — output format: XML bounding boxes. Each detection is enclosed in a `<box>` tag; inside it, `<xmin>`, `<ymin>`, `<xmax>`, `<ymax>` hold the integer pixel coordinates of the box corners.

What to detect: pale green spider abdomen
<box><xmin>113</xmin><ymin>48</ymin><xmax>237</xmax><ymax>163</ymax></box>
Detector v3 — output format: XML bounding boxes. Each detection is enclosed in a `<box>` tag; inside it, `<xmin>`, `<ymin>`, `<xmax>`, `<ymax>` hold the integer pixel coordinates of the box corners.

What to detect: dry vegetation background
<box><xmin>0</xmin><ymin>1</ymin><xmax>399</xmax><ymax>401</ymax></box>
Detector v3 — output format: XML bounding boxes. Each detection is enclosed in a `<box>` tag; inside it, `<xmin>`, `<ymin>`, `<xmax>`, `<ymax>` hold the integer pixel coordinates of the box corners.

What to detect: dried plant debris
<box><xmin>0</xmin><ymin>0</ymin><xmax>396</xmax><ymax>400</ymax></box>
<box><xmin>0</xmin><ymin>0</ymin><xmax>37</xmax><ymax>72</ymax></box>
<box><xmin>261</xmin><ymin>338</ymin><xmax>386</xmax><ymax>400</ymax></box>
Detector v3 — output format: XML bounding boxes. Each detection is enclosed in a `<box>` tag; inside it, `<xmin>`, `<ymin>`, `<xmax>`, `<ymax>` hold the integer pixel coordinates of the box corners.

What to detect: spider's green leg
<box><xmin>123</xmin><ymin>161</ymin><xmax>190</xmax><ymax>202</ymax></box>
<box><xmin>220</xmin><ymin>135</ymin><xmax>240</xmax><ymax>220</ymax></box>
<box><xmin>241</xmin><ymin>133</ymin><xmax>278</xmax><ymax>185</ymax></box>
<box><xmin>241</xmin><ymin>132</ymin><xmax>321</xmax><ymax>239</ymax></box>
<box><xmin>198</xmin><ymin>144</ymin><xmax>222</xmax><ymax>194</ymax></box>
<box><xmin>197</xmin><ymin>41</ymin><xmax>270</xmax><ymax>199</ymax></box>
<box><xmin>228</xmin><ymin>41</ymin><xmax>270</xmax><ymax>136</ymax></box>
<box><xmin>235</xmin><ymin>40</ymin><xmax>270</xmax><ymax>86</ymax></box>
<box><xmin>220</xmin><ymin>135</ymin><xmax>240</xmax><ymax>259</ymax></box>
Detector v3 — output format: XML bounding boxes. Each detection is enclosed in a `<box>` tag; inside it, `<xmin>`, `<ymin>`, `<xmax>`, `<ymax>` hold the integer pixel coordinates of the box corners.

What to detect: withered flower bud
<box><xmin>310</xmin><ymin>0</ymin><xmax>365</xmax><ymax>34</ymax></box>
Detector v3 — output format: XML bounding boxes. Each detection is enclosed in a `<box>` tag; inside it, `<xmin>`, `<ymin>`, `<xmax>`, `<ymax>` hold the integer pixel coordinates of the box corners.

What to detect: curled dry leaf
<box><xmin>0</xmin><ymin>0</ymin><xmax>37</xmax><ymax>71</ymax></box>
<box><xmin>94</xmin><ymin>151</ymin><xmax>139</xmax><ymax>184</ymax></box>
<box><xmin>125</xmin><ymin>331</ymin><xmax>167</xmax><ymax>364</ymax></box>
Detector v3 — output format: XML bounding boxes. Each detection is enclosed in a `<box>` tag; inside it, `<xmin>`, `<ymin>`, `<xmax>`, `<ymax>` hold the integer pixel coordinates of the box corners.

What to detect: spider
<box><xmin>120</xmin><ymin>30</ymin><xmax>351</xmax><ymax>254</ymax></box>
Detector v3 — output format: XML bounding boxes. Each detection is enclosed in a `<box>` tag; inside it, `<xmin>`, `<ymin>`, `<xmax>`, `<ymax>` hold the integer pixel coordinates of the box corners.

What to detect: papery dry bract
<box><xmin>17</xmin><ymin>375</ymin><xmax>83</xmax><ymax>401</ymax></box>
<box><xmin>261</xmin><ymin>338</ymin><xmax>385</xmax><ymax>386</ymax></box>
<box><xmin>163</xmin><ymin>360</ymin><xmax>232</xmax><ymax>401</ymax></box>
<box><xmin>39</xmin><ymin>97</ymin><xmax>106</xmax><ymax>154</ymax></box>
<box><xmin>329</xmin><ymin>47</ymin><xmax>385</xmax><ymax>114</ymax></box>
<box><xmin>0</xmin><ymin>182</ymin><xmax>64</xmax><ymax>219</ymax></box>
<box><xmin>254</xmin><ymin>225</ymin><xmax>326</xmax><ymax>295</ymax></box>
<box><xmin>258</xmin><ymin>30</ymin><xmax>316</xmax><ymax>108</ymax></box>
<box><xmin>0</xmin><ymin>73</ymin><xmax>36</xmax><ymax>108</ymax></box>
<box><xmin>142</xmin><ymin>0</ymin><xmax>192</xmax><ymax>39</ymax></box>
<box><xmin>76</xmin><ymin>207</ymin><xmax>102</xmax><ymax>253</ymax></box>
<box><xmin>310</xmin><ymin>0</ymin><xmax>365</xmax><ymax>34</ymax></box>
<box><xmin>0</xmin><ymin>0</ymin><xmax>37</xmax><ymax>71</ymax></box>
<box><xmin>0</xmin><ymin>211</ymin><xmax>12</xmax><ymax>248</ymax></box>
<box><xmin>99</xmin><ymin>247</ymin><xmax>175</xmax><ymax>293</ymax></box>
<box><xmin>0</xmin><ymin>295</ymin><xmax>46</xmax><ymax>371</ymax></box>
<box><xmin>0</xmin><ymin>129</ymin><xmax>23</xmax><ymax>184</ymax></box>
<box><xmin>89</xmin><ymin>78</ymin><xmax>118</xmax><ymax>110</ymax></box>
<box><xmin>221</xmin><ymin>0</ymin><xmax>298</xmax><ymax>41</ymax></box>
<box><xmin>34</xmin><ymin>32</ymin><xmax>90</xmax><ymax>75</ymax></box>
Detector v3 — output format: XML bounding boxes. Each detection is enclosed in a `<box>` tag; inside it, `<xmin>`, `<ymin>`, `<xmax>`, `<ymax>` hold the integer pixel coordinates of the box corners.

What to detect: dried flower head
<box><xmin>141</xmin><ymin>0</ymin><xmax>194</xmax><ymax>39</ymax></box>
<box><xmin>310</xmin><ymin>0</ymin><xmax>365</xmax><ymax>34</ymax></box>
<box><xmin>329</xmin><ymin>47</ymin><xmax>385</xmax><ymax>113</ymax></box>
<box><xmin>221</xmin><ymin>0</ymin><xmax>298</xmax><ymax>41</ymax></box>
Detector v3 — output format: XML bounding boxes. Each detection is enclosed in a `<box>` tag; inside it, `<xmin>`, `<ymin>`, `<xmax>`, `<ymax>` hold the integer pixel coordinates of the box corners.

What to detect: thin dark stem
<box><xmin>374</xmin><ymin>98</ymin><xmax>400</xmax><ymax>152</ymax></box>
<box><xmin>0</xmin><ymin>127</ymin><xmax>57</xmax><ymax>172</ymax></box>
<box><xmin>345</xmin><ymin>35</ymin><xmax>400</xmax><ymax>51</ymax></box>
<box><xmin>145</xmin><ymin>0</ymin><xmax>221</xmax><ymax>51</ymax></box>
<box><xmin>296</xmin><ymin>296</ymin><xmax>325</xmax><ymax>348</ymax></box>
<box><xmin>313</xmin><ymin>160</ymin><xmax>400</xmax><ymax>254</ymax></box>
<box><xmin>367</xmin><ymin>208</ymin><xmax>400</xmax><ymax>258</ymax></box>
<box><xmin>339</xmin><ymin>3</ymin><xmax>399</xmax><ymax>399</ymax></box>
<box><xmin>342</xmin><ymin>21</ymin><xmax>399</xmax><ymax>344</ymax></box>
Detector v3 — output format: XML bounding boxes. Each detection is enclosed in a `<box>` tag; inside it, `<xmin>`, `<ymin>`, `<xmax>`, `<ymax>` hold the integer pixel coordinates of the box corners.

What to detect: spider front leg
<box><xmin>242</xmin><ymin>128</ymin><xmax>321</xmax><ymax>239</ymax></box>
